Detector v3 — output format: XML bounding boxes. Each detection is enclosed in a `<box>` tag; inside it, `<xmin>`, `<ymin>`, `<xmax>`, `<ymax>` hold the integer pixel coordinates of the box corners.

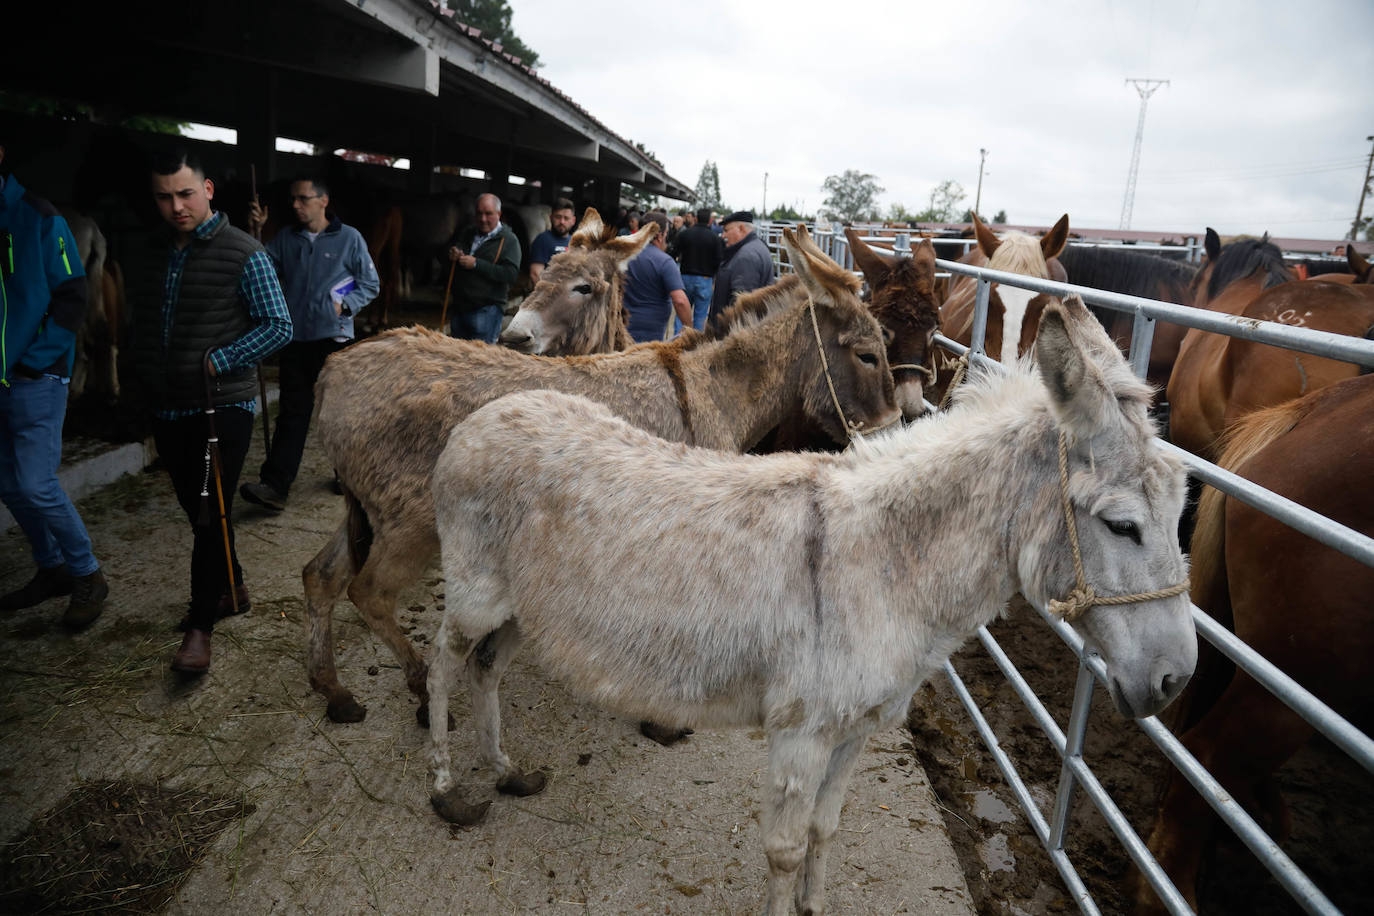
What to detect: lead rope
<box><xmin>1048</xmin><ymin>431</ymin><xmax>1190</xmax><ymax>622</ymax></box>
<box><xmin>805</xmin><ymin>294</ymin><xmax>901</xmax><ymax>442</ymax></box>
<box><xmin>938</xmin><ymin>352</ymin><xmax>970</xmax><ymax>410</ymax></box>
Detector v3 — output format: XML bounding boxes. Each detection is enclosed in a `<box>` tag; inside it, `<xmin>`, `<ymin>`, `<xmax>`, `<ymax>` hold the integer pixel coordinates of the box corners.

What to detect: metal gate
<box><xmin>770</xmin><ymin>222</ymin><xmax>1374</xmax><ymax>915</ymax></box>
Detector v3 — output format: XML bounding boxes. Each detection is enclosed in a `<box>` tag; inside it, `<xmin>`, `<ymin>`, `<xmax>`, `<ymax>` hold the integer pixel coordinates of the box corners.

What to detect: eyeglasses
<box><xmin>290</xmin><ymin>194</ymin><xmax>321</xmax><ymax>203</ymax></box>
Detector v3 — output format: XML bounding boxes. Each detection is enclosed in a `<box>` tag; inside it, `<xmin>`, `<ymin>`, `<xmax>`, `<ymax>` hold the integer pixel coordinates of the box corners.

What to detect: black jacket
<box><xmin>673</xmin><ymin>224</ymin><xmax>725</xmax><ymax>278</ymax></box>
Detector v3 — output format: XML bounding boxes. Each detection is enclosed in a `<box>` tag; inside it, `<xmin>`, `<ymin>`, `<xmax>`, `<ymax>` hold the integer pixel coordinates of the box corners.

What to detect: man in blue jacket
<box><xmin>241</xmin><ymin>177</ymin><xmax>379</xmax><ymax>511</ymax></box>
<box><xmin>0</xmin><ymin>145</ymin><xmax>109</xmax><ymax>628</ymax></box>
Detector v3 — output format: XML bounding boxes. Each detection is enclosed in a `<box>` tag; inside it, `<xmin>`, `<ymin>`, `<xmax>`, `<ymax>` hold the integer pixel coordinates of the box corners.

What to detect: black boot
<box><xmin>0</xmin><ymin>565</ymin><xmax>74</xmax><ymax>612</ymax></box>
<box><xmin>62</xmin><ymin>568</ymin><xmax>109</xmax><ymax>630</ymax></box>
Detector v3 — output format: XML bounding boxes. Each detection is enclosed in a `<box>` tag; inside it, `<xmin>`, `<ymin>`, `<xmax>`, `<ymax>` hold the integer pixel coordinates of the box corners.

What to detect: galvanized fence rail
<box><xmin>776</xmin><ymin>234</ymin><xmax>1374</xmax><ymax>915</ymax></box>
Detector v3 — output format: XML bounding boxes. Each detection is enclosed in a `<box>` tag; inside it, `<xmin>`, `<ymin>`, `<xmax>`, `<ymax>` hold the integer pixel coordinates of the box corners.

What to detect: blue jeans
<box><xmin>0</xmin><ymin>375</ymin><xmax>99</xmax><ymax>576</ymax></box>
<box><xmin>676</xmin><ymin>275</ymin><xmax>713</xmax><ymax>333</ymax></box>
<box><xmin>450</xmin><ymin>303</ymin><xmax>504</xmax><ymax>344</ymax></box>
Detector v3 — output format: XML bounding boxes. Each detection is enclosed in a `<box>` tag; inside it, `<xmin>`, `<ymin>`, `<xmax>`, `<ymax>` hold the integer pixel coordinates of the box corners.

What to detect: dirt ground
<box><xmin>907</xmin><ymin>601</ymin><xmax>1374</xmax><ymax>916</ymax></box>
<box><xmin>0</xmin><ymin>392</ymin><xmax>975</xmax><ymax>914</ymax></box>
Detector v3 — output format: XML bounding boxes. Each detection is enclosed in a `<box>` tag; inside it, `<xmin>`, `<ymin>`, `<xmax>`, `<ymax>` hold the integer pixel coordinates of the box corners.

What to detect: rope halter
<box><xmin>805</xmin><ymin>294</ymin><xmax>902</xmax><ymax>441</ymax></box>
<box><xmin>1047</xmin><ymin>431</ymin><xmax>1190</xmax><ymax>623</ymax></box>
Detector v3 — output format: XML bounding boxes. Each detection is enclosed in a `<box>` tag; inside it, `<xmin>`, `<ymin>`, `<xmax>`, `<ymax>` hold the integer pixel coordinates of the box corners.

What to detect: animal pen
<box><xmin>770</xmin><ymin>224</ymin><xmax>1374</xmax><ymax>916</ymax></box>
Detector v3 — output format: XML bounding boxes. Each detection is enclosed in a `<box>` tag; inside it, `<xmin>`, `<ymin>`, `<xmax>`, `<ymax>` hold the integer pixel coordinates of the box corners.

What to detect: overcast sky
<box><xmin>511</xmin><ymin>0</ymin><xmax>1373</xmax><ymax>240</ymax></box>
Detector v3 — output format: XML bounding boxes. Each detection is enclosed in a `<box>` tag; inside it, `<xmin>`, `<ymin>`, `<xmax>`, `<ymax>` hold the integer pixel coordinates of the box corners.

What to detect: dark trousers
<box><xmin>153</xmin><ymin>407</ymin><xmax>254</xmax><ymax>632</ymax></box>
<box><xmin>258</xmin><ymin>339</ymin><xmax>345</xmax><ymax>494</ymax></box>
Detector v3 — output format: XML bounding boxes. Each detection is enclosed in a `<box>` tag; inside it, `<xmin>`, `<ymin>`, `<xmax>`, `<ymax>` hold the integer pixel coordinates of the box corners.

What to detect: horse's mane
<box><xmin>987</xmin><ymin>232</ymin><xmax>1050</xmax><ymax>279</ymax></box>
<box><xmin>1207</xmin><ymin>236</ymin><xmax>1291</xmax><ymax>300</ymax></box>
<box><xmin>1056</xmin><ymin>247</ymin><xmax>1197</xmax><ymax>302</ymax></box>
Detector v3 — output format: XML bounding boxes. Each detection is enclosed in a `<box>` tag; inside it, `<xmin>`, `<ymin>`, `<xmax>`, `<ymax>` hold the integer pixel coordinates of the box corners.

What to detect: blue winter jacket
<box><xmin>265</xmin><ymin>215</ymin><xmax>379</xmax><ymax>342</ymax></box>
<box><xmin>0</xmin><ymin>176</ymin><xmax>87</xmax><ymax>384</ymax></box>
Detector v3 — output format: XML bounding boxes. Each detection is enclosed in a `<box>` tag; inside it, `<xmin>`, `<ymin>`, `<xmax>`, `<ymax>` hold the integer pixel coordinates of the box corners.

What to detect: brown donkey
<box><xmin>303</xmin><ymin>226</ymin><xmax>900</xmax><ymax>725</ymax></box>
<box><xmin>498</xmin><ymin>207</ymin><xmax>652</xmax><ymax>355</ymax></box>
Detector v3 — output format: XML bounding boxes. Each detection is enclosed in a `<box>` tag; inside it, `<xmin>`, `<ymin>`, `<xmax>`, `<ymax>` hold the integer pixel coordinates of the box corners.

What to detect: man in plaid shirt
<box><xmin>133</xmin><ymin>149</ymin><xmax>291</xmax><ymax>675</ymax></box>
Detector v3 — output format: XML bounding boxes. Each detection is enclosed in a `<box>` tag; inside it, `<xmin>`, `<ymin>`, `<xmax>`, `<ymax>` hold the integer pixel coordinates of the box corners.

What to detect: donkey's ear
<box><xmin>973</xmin><ymin>211</ymin><xmax>1001</xmax><ymax>259</ymax></box>
<box><xmin>783</xmin><ymin>226</ymin><xmax>859</xmax><ymax>299</ymax></box>
<box><xmin>1041</xmin><ymin>214</ymin><xmax>1070</xmax><ymax>260</ymax></box>
<box><xmin>1036</xmin><ymin>297</ymin><xmax>1113</xmax><ymax>432</ymax></box>
<box><xmin>845</xmin><ymin>226</ymin><xmax>897</xmax><ymax>285</ymax></box>
<box><xmin>912</xmin><ymin>238</ymin><xmax>937</xmax><ymax>297</ymax></box>
<box><xmin>601</xmin><ymin>221</ymin><xmax>658</xmax><ymax>269</ymax></box>
<box><xmin>570</xmin><ymin>208</ymin><xmax>606</xmax><ymax>248</ymax></box>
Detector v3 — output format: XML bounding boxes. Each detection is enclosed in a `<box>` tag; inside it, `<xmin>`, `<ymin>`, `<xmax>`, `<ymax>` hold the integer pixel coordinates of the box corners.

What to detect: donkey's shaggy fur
<box><xmin>427</xmin><ymin>295</ymin><xmax>1195</xmax><ymax>915</ymax></box>
<box><xmin>302</xmin><ymin>228</ymin><xmax>898</xmax><ymax>725</ymax></box>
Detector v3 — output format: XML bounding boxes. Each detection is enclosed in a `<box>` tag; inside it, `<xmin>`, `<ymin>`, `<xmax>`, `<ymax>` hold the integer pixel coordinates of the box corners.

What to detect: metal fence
<box><xmin>774</xmin><ymin>234</ymin><xmax>1374</xmax><ymax>915</ymax></box>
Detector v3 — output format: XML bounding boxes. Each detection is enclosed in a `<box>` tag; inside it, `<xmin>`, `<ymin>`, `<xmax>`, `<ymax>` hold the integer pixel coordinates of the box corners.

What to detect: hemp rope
<box><xmin>1048</xmin><ymin>431</ymin><xmax>1190</xmax><ymax>622</ymax></box>
<box><xmin>805</xmin><ymin>294</ymin><xmax>902</xmax><ymax>441</ymax></box>
<box><xmin>938</xmin><ymin>352</ymin><xmax>969</xmax><ymax>410</ymax></box>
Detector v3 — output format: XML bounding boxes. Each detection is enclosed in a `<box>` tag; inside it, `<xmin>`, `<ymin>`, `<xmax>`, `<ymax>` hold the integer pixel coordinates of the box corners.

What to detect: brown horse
<box><xmin>935</xmin><ymin>213</ymin><xmax>1069</xmax><ymax>400</ymax></box>
<box><xmin>1166</xmin><ymin>229</ymin><xmax>1295</xmax><ymax>457</ymax></box>
<box><xmin>1135</xmin><ymin>375</ymin><xmax>1374</xmax><ymax>914</ymax></box>
<box><xmin>1054</xmin><ymin>245</ymin><xmax>1198</xmax><ymax>392</ymax></box>
<box><xmin>302</xmin><ymin>226</ymin><xmax>899</xmax><ymax>725</ymax></box>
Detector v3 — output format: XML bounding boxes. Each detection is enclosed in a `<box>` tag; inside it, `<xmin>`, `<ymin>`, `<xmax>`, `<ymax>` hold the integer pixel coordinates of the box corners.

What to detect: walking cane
<box><xmin>201</xmin><ymin>351</ymin><xmax>240</xmax><ymax>616</ymax></box>
<box><xmin>438</xmin><ymin>258</ymin><xmax>457</xmax><ymax>333</ymax></box>
<box><xmin>249</xmin><ymin>164</ymin><xmax>272</xmax><ymax>455</ymax></box>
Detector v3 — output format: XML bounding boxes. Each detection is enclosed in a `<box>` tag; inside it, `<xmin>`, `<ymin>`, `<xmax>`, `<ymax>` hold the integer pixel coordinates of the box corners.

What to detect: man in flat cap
<box><xmin>707</xmin><ymin>210</ymin><xmax>774</xmax><ymax>329</ymax></box>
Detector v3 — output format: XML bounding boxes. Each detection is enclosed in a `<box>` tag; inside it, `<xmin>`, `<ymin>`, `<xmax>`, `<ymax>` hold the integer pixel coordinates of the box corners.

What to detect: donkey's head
<box><xmin>500</xmin><ymin>208</ymin><xmax>656</xmax><ymax>355</ymax></box>
<box><xmin>1023</xmin><ymin>294</ymin><xmax>1194</xmax><ymax>719</ymax></box>
<box><xmin>781</xmin><ymin>225</ymin><xmax>900</xmax><ymax>442</ymax></box>
<box><xmin>846</xmin><ymin>228</ymin><xmax>941</xmax><ymax>419</ymax></box>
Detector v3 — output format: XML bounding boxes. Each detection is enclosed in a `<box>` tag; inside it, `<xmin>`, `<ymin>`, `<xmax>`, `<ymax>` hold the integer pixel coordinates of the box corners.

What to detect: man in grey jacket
<box><xmin>241</xmin><ymin>177</ymin><xmax>379</xmax><ymax>511</ymax></box>
<box><xmin>707</xmin><ymin>210</ymin><xmax>775</xmax><ymax>329</ymax></box>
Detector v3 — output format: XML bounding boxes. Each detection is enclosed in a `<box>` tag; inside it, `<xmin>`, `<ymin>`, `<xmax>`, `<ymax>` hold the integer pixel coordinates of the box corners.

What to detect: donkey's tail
<box><xmin>1169</xmin><ymin>396</ymin><xmax>1310</xmax><ymax>733</ymax></box>
<box><xmin>343</xmin><ymin>486</ymin><xmax>375</xmax><ymax>573</ymax></box>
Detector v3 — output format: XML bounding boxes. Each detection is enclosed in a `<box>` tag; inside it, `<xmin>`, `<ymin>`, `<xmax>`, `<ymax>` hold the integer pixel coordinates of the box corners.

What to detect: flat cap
<box><xmin>722</xmin><ymin>210</ymin><xmax>754</xmax><ymax>225</ymax></box>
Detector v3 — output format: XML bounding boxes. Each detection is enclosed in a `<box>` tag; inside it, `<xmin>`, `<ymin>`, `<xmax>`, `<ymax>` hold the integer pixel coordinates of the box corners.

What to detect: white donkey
<box><xmin>426</xmin><ymin>294</ymin><xmax>1195</xmax><ymax>915</ymax></box>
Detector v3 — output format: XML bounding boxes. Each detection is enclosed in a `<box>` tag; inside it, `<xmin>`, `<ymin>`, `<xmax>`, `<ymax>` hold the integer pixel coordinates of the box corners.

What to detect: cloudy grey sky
<box><xmin>512</xmin><ymin>0</ymin><xmax>1374</xmax><ymax>240</ymax></box>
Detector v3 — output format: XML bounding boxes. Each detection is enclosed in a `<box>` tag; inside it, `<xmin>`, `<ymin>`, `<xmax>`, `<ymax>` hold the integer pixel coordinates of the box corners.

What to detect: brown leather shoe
<box><xmin>62</xmin><ymin>568</ymin><xmax>108</xmax><ymax>630</ymax></box>
<box><xmin>171</xmin><ymin>628</ymin><xmax>212</xmax><ymax>674</ymax></box>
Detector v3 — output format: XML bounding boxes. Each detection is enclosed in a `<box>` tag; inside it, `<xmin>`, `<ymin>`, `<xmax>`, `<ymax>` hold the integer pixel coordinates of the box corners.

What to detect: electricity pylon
<box><xmin>1119</xmin><ymin>78</ymin><xmax>1169</xmax><ymax>231</ymax></box>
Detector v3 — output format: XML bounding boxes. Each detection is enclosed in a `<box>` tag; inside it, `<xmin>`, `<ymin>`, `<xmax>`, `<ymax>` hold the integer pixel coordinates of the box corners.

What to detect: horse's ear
<box><xmin>973</xmin><ymin>212</ymin><xmax>1001</xmax><ymax>259</ymax></box>
<box><xmin>1347</xmin><ymin>246</ymin><xmax>1371</xmax><ymax>282</ymax></box>
<box><xmin>1204</xmin><ymin>227</ymin><xmax>1221</xmax><ymax>260</ymax></box>
<box><xmin>570</xmin><ymin>208</ymin><xmax>606</xmax><ymax>248</ymax></box>
<box><xmin>1041</xmin><ymin>214</ymin><xmax>1070</xmax><ymax>260</ymax></box>
<box><xmin>1035</xmin><ymin>294</ymin><xmax>1113</xmax><ymax>432</ymax></box>
<box><xmin>601</xmin><ymin>221</ymin><xmax>659</xmax><ymax>269</ymax></box>
<box><xmin>845</xmin><ymin>227</ymin><xmax>897</xmax><ymax>284</ymax></box>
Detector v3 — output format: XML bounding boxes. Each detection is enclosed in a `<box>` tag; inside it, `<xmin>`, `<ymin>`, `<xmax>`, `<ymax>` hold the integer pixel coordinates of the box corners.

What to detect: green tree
<box><xmin>913</xmin><ymin>180</ymin><xmax>965</xmax><ymax>223</ymax></box>
<box><xmin>820</xmin><ymin>170</ymin><xmax>884</xmax><ymax>223</ymax></box>
<box><xmin>768</xmin><ymin>203</ymin><xmax>807</xmax><ymax>221</ymax></box>
<box><xmin>449</xmin><ymin>0</ymin><xmax>541</xmax><ymax>67</ymax></box>
<box><xmin>693</xmin><ymin>160</ymin><xmax>722</xmax><ymax>212</ymax></box>
<box><xmin>993</xmin><ymin>209</ymin><xmax>1008</xmax><ymax>224</ymax></box>
<box><xmin>887</xmin><ymin>202</ymin><xmax>917</xmax><ymax>224</ymax></box>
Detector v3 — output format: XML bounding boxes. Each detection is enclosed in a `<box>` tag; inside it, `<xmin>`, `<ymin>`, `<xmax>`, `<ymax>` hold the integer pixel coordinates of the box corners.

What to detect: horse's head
<box><xmin>846</xmin><ymin>229</ymin><xmax>941</xmax><ymax>419</ymax></box>
<box><xmin>1189</xmin><ymin>227</ymin><xmax>1292</xmax><ymax>309</ymax></box>
<box><xmin>500</xmin><ymin>208</ymin><xmax>655</xmax><ymax>355</ymax></box>
<box><xmin>781</xmin><ymin>225</ymin><xmax>900</xmax><ymax>442</ymax></box>
<box><xmin>945</xmin><ymin>214</ymin><xmax>1069</xmax><ymax>364</ymax></box>
<box><xmin>1024</xmin><ymin>294</ymin><xmax>1195</xmax><ymax>719</ymax></box>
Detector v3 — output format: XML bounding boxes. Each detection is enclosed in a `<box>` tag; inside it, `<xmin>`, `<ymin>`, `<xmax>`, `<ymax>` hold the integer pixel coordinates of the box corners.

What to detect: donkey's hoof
<box><xmin>497</xmin><ymin>769</ymin><xmax>548</xmax><ymax>797</ymax></box>
<box><xmin>327</xmin><ymin>696</ymin><xmax>367</xmax><ymax>723</ymax></box>
<box><xmin>430</xmin><ymin>789</ymin><xmax>491</xmax><ymax>825</ymax></box>
<box><xmin>639</xmin><ymin>721</ymin><xmax>693</xmax><ymax>747</ymax></box>
<box><xmin>416</xmin><ymin>703</ymin><xmax>456</xmax><ymax>731</ymax></box>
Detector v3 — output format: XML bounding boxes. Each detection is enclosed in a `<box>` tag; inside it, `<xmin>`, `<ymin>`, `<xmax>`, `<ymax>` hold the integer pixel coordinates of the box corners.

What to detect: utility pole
<box><xmin>762</xmin><ymin>171</ymin><xmax>769</xmax><ymax>219</ymax></box>
<box><xmin>974</xmin><ymin>148</ymin><xmax>988</xmax><ymax>220</ymax></box>
<box><xmin>1119</xmin><ymin>78</ymin><xmax>1169</xmax><ymax>231</ymax></box>
<box><xmin>1350</xmin><ymin>134</ymin><xmax>1374</xmax><ymax>240</ymax></box>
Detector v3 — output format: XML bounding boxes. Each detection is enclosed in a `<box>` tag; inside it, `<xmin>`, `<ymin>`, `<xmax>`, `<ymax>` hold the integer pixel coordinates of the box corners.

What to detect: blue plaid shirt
<box><xmin>156</xmin><ymin>211</ymin><xmax>292</xmax><ymax>419</ymax></box>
